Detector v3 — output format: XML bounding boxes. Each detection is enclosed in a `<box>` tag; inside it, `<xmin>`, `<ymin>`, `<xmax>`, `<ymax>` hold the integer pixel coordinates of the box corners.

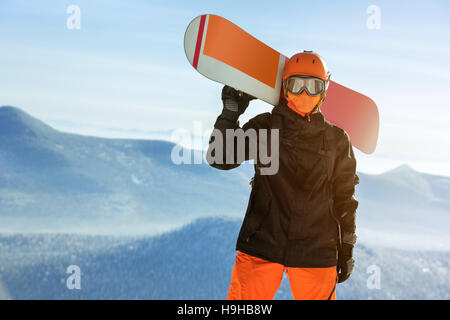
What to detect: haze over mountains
<box><xmin>0</xmin><ymin>105</ymin><xmax>449</xmax><ymax>299</ymax></box>
<box><xmin>1</xmin><ymin>218</ymin><xmax>448</xmax><ymax>300</ymax></box>
<box><xmin>0</xmin><ymin>105</ymin><xmax>252</xmax><ymax>234</ymax></box>
<box><xmin>1</xmin><ymin>105</ymin><xmax>448</xmax><ymax>249</ymax></box>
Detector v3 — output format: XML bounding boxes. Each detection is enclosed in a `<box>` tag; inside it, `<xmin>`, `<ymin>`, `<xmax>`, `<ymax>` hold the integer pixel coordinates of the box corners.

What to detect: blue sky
<box><xmin>1</xmin><ymin>0</ymin><xmax>450</xmax><ymax>176</ymax></box>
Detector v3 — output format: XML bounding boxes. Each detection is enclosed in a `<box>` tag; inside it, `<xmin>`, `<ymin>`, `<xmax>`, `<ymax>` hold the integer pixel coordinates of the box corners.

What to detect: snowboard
<box><xmin>184</xmin><ymin>14</ymin><xmax>379</xmax><ymax>154</ymax></box>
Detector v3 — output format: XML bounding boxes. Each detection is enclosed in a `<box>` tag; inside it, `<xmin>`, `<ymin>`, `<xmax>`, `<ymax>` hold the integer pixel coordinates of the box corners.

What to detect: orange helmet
<box><xmin>282</xmin><ymin>51</ymin><xmax>331</xmax><ymax>114</ymax></box>
<box><xmin>282</xmin><ymin>51</ymin><xmax>330</xmax><ymax>82</ymax></box>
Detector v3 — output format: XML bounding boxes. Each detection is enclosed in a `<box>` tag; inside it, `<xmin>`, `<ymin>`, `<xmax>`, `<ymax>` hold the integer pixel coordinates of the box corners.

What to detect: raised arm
<box><xmin>206</xmin><ymin>85</ymin><xmax>269</xmax><ymax>170</ymax></box>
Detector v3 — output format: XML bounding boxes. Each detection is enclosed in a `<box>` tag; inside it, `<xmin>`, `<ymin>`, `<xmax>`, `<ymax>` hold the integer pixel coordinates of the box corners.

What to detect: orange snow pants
<box><xmin>227</xmin><ymin>250</ymin><xmax>338</xmax><ymax>300</ymax></box>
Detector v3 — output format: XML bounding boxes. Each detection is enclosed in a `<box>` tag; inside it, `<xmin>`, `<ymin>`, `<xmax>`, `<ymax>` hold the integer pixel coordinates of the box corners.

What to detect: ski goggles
<box><xmin>283</xmin><ymin>76</ymin><xmax>327</xmax><ymax>96</ymax></box>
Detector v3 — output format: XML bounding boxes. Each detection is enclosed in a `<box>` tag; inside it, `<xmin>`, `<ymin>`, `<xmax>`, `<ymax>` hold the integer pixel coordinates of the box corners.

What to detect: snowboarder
<box><xmin>207</xmin><ymin>51</ymin><xmax>360</xmax><ymax>300</ymax></box>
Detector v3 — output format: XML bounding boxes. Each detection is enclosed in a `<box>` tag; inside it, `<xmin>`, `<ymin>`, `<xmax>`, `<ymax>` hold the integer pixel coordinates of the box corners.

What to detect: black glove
<box><xmin>219</xmin><ymin>85</ymin><xmax>257</xmax><ymax>122</ymax></box>
<box><xmin>337</xmin><ymin>232</ymin><xmax>357</xmax><ymax>283</ymax></box>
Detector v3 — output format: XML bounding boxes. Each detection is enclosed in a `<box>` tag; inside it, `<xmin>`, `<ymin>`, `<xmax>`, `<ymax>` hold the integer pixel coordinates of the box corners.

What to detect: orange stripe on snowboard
<box><xmin>203</xmin><ymin>15</ymin><xmax>280</xmax><ymax>88</ymax></box>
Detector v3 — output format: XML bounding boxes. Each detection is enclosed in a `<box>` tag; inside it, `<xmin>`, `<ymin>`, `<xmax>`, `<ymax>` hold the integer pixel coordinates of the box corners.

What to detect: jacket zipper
<box><xmin>326</xmin><ymin>182</ymin><xmax>342</xmax><ymax>253</ymax></box>
<box><xmin>329</xmin><ymin>198</ymin><xmax>342</xmax><ymax>252</ymax></box>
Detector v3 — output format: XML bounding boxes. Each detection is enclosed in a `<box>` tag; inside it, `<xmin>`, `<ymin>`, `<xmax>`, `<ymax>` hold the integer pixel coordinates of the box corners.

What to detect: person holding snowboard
<box><xmin>207</xmin><ymin>51</ymin><xmax>359</xmax><ymax>300</ymax></box>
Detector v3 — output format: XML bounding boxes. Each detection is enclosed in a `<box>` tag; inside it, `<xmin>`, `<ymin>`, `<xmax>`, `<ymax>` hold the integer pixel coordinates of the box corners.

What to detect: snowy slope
<box><xmin>356</xmin><ymin>166</ymin><xmax>450</xmax><ymax>250</ymax></box>
<box><xmin>0</xmin><ymin>106</ymin><xmax>252</xmax><ymax>234</ymax></box>
<box><xmin>1</xmin><ymin>106</ymin><xmax>449</xmax><ymax>300</ymax></box>
<box><xmin>0</xmin><ymin>105</ymin><xmax>449</xmax><ymax>250</ymax></box>
<box><xmin>0</xmin><ymin>218</ymin><xmax>448</xmax><ymax>300</ymax></box>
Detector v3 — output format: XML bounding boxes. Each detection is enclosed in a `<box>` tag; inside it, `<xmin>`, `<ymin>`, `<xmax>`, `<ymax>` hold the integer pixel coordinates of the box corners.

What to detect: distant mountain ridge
<box><xmin>0</xmin><ymin>105</ymin><xmax>252</xmax><ymax>234</ymax></box>
<box><xmin>0</xmin><ymin>106</ymin><xmax>449</xmax><ymax>250</ymax></box>
<box><xmin>0</xmin><ymin>106</ymin><xmax>449</xmax><ymax>300</ymax></box>
<box><xmin>0</xmin><ymin>106</ymin><xmax>55</xmax><ymax>137</ymax></box>
<box><xmin>0</xmin><ymin>217</ymin><xmax>448</xmax><ymax>300</ymax></box>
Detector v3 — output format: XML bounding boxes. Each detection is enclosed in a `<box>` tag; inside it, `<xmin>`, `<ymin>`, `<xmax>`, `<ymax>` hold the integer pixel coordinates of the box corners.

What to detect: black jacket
<box><xmin>207</xmin><ymin>99</ymin><xmax>359</xmax><ymax>268</ymax></box>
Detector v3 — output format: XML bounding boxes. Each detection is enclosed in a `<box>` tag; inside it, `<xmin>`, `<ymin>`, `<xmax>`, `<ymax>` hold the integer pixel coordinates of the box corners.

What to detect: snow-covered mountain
<box><xmin>0</xmin><ymin>218</ymin><xmax>448</xmax><ymax>300</ymax></box>
<box><xmin>0</xmin><ymin>105</ymin><xmax>252</xmax><ymax>234</ymax></box>
<box><xmin>1</xmin><ymin>105</ymin><xmax>449</xmax><ymax>300</ymax></box>
<box><xmin>1</xmin><ymin>105</ymin><xmax>449</xmax><ymax>250</ymax></box>
<box><xmin>356</xmin><ymin>166</ymin><xmax>450</xmax><ymax>250</ymax></box>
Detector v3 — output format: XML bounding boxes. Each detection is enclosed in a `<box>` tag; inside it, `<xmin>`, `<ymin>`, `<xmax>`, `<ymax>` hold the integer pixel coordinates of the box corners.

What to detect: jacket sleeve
<box><xmin>332</xmin><ymin>130</ymin><xmax>360</xmax><ymax>234</ymax></box>
<box><xmin>206</xmin><ymin>110</ymin><xmax>271</xmax><ymax>170</ymax></box>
